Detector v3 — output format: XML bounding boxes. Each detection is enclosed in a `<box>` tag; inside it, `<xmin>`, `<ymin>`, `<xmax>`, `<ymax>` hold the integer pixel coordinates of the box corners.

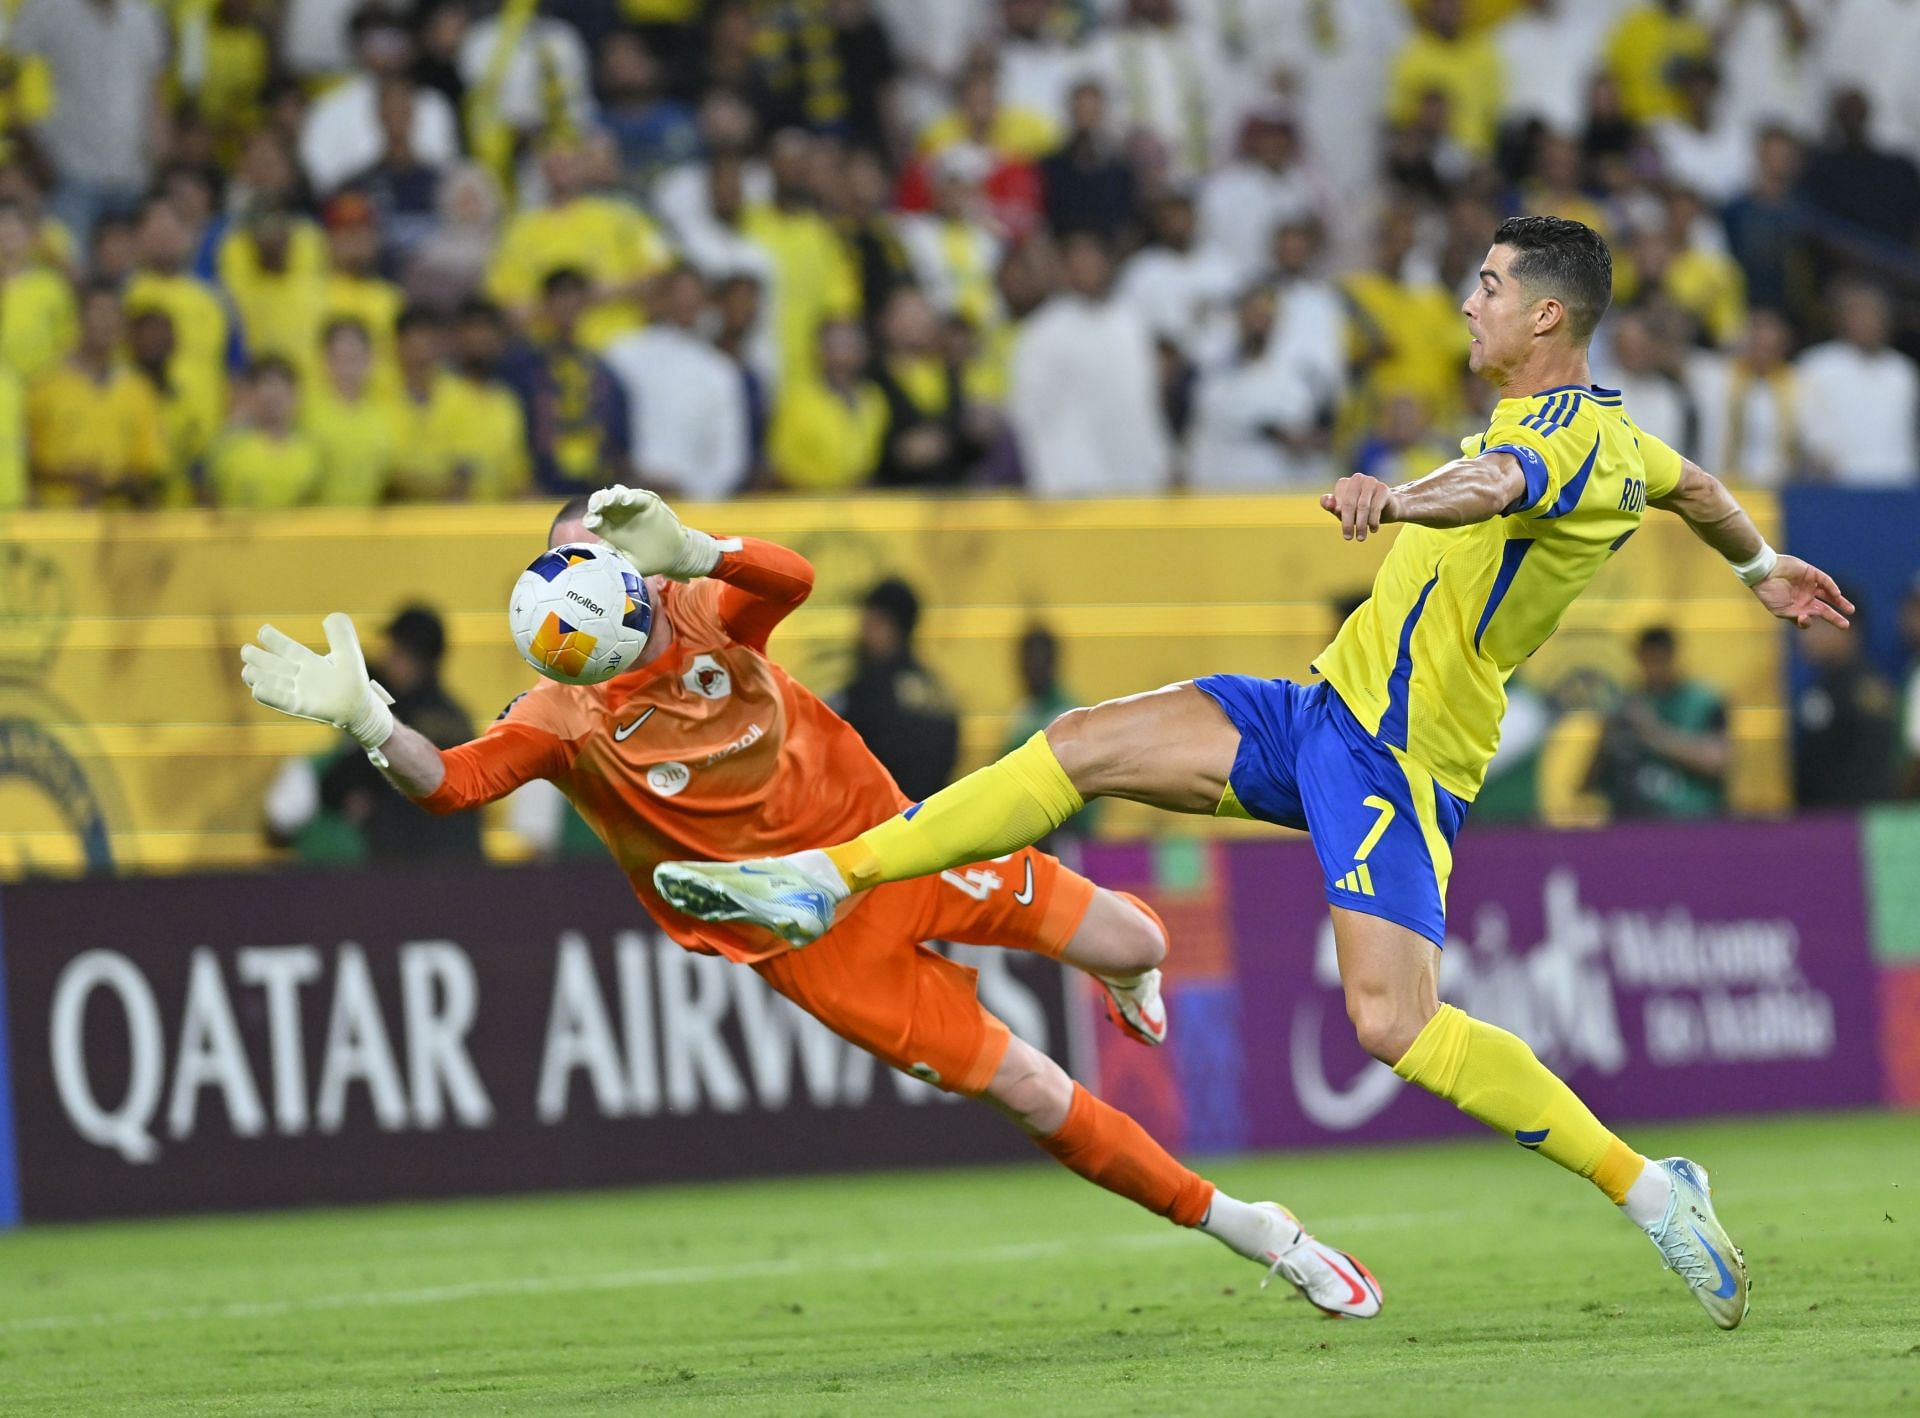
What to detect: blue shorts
<box><xmin>1193</xmin><ymin>676</ymin><xmax>1470</xmax><ymax>946</ymax></box>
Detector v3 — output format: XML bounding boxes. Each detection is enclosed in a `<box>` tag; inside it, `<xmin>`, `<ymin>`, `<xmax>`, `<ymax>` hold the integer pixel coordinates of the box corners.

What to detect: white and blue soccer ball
<box><xmin>508</xmin><ymin>542</ymin><xmax>653</xmax><ymax>685</ymax></box>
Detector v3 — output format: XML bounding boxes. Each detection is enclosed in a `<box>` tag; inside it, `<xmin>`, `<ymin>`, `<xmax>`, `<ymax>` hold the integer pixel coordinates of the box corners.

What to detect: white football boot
<box><xmin>653</xmin><ymin>855</ymin><xmax>843</xmax><ymax>947</ymax></box>
<box><xmin>1096</xmin><ymin>968</ymin><xmax>1168</xmax><ymax>1047</ymax></box>
<box><xmin>1641</xmin><ymin>1157</ymin><xmax>1750</xmax><ymax>1330</ymax></box>
<box><xmin>1254</xmin><ymin>1203</ymin><xmax>1384</xmax><ymax>1319</ymax></box>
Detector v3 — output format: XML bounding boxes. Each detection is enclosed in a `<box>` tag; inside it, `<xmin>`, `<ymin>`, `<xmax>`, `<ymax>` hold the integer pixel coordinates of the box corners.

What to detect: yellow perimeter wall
<box><xmin>0</xmin><ymin>492</ymin><xmax>1785</xmax><ymax>873</ymax></box>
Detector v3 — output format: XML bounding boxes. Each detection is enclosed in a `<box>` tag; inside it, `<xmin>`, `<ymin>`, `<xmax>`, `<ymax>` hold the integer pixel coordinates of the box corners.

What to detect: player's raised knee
<box><xmin>1346</xmin><ymin>991</ymin><xmax>1429</xmax><ymax>1066</ymax></box>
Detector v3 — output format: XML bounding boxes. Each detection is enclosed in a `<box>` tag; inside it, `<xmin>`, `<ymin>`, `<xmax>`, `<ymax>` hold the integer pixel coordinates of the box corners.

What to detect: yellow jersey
<box><xmin>1314</xmin><ymin>383</ymin><xmax>1684</xmax><ymax>800</ymax></box>
<box><xmin>207</xmin><ymin>428</ymin><xmax>324</xmax><ymax>508</ymax></box>
<box><xmin>304</xmin><ymin>385</ymin><xmax>397</xmax><ymax>506</ymax></box>
<box><xmin>26</xmin><ymin>362</ymin><xmax>169</xmax><ymax>505</ymax></box>
<box><xmin>484</xmin><ymin>196</ymin><xmax>671</xmax><ymax>352</ymax></box>
<box><xmin>386</xmin><ymin>373</ymin><xmax>528</xmax><ymax>502</ymax></box>
<box><xmin>122</xmin><ymin>272</ymin><xmax>231</xmax><ymax>435</ymax></box>
<box><xmin>0</xmin><ymin>267</ymin><xmax>77</xmax><ymax>378</ymax></box>
<box><xmin>768</xmin><ymin>377</ymin><xmax>886</xmax><ymax>491</ymax></box>
<box><xmin>322</xmin><ymin>274</ymin><xmax>404</xmax><ymax>395</ymax></box>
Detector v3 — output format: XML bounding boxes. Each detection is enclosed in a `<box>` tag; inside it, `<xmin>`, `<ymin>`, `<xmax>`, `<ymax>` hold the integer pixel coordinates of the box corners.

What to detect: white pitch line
<box><xmin>0</xmin><ymin>1207</ymin><xmax>1469</xmax><ymax>1338</ymax></box>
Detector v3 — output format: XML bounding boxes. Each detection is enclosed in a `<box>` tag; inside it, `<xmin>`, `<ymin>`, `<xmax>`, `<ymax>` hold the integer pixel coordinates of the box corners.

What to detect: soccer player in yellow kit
<box><xmin>656</xmin><ymin>217</ymin><xmax>1855</xmax><ymax>1330</ymax></box>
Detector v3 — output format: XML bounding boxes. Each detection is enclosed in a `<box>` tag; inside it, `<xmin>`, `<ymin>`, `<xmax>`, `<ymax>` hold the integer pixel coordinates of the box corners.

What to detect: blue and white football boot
<box><xmin>653</xmin><ymin>853</ymin><xmax>845</xmax><ymax>947</ymax></box>
<box><xmin>1642</xmin><ymin>1157</ymin><xmax>1750</xmax><ymax>1329</ymax></box>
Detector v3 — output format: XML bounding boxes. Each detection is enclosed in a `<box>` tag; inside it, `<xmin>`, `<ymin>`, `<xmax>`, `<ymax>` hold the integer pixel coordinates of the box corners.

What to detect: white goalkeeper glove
<box><xmin>583</xmin><ymin>485</ymin><xmax>728</xmax><ymax>580</ymax></box>
<box><xmin>240</xmin><ymin>613</ymin><xmax>397</xmax><ymax>766</ymax></box>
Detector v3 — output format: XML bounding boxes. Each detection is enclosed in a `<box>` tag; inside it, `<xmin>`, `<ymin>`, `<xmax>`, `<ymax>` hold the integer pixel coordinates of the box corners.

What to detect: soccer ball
<box><xmin>508</xmin><ymin>542</ymin><xmax>654</xmax><ymax>685</ymax></box>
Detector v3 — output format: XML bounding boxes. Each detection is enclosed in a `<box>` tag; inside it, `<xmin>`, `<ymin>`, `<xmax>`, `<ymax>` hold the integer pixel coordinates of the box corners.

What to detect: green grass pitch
<box><xmin>1</xmin><ymin>1111</ymin><xmax>1915</xmax><ymax>1415</ymax></box>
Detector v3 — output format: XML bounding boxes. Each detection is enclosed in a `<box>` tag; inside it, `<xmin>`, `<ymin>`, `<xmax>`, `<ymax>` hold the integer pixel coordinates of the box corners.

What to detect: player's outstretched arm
<box><xmin>1651</xmin><ymin>457</ymin><xmax>1854</xmax><ymax>629</ymax></box>
<box><xmin>1319</xmin><ymin>454</ymin><xmax>1527</xmax><ymax>541</ymax></box>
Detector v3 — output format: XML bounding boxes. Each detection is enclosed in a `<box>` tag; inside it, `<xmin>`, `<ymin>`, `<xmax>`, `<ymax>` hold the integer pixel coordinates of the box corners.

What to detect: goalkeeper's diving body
<box><xmin>239</xmin><ymin>495</ymin><xmax>1387</xmax><ymax>1317</ymax></box>
<box><xmin>656</xmin><ymin>217</ymin><xmax>1856</xmax><ymax>1331</ymax></box>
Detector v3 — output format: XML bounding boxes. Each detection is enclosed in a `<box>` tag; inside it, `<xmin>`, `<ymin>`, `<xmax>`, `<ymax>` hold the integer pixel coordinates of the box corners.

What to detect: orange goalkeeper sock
<box><xmin>1032</xmin><ymin>1084</ymin><xmax>1214</xmax><ymax>1226</ymax></box>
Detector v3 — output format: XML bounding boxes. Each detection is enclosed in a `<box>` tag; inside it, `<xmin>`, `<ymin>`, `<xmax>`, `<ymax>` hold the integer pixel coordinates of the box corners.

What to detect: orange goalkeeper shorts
<box><xmin>751</xmin><ymin>846</ymin><xmax>1096</xmax><ymax>1096</ymax></box>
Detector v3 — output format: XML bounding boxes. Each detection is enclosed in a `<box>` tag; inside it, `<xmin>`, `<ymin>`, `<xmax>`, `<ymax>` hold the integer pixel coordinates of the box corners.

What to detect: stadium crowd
<box><xmin>0</xmin><ymin>0</ymin><xmax>1917</xmax><ymax>509</ymax></box>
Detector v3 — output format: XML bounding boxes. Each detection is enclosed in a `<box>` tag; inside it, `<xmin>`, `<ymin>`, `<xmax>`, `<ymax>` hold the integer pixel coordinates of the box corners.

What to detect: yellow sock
<box><xmin>1393</xmin><ymin>1004</ymin><xmax>1646</xmax><ymax>1204</ymax></box>
<box><xmin>824</xmin><ymin>732</ymin><xmax>1085</xmax><ymax>892</ymax></box>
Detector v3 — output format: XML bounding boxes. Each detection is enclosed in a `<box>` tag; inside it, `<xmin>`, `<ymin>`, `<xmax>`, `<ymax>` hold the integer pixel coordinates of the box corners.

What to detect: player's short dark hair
<box><xmin>1636</xmin><ymin>625</ymin><xmax>1676</xmax><ymax>656</ymax></box>
<box><xmin>551</xmin><ymin>493</ymin><xmax>594</xmax><ymax>534</ymax></box>
<box><xmin>1492</xmin><ymin>214</ymin><xmax>1613</xmax><ymax>342</ymax></box>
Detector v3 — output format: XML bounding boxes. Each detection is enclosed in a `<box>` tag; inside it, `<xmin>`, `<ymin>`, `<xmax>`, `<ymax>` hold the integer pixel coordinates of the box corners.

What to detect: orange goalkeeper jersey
<box><xmin>420</xmin><ymin>538</ymin><xmax>910</xmax><ymax>963</ymax></box>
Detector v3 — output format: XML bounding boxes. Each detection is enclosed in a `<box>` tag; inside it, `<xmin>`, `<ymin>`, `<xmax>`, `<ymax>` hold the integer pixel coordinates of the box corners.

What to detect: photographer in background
<box><xmin>1586</xmin><ymin>625</ymin><xmax>1729</xmax><ymax>820</ymax></box>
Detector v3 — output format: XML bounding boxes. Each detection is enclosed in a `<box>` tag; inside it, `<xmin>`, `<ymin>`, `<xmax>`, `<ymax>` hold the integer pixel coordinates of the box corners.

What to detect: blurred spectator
<box><xmin>1037</xmin><ymin>80</ymin><xmax>1138</xmax><ymax>245</ymax></box>
<box><xmin>127</xmin><ymin>307</ymin><xmax>216</xmax><ymax>500</ymax></box>
<box><xmin>0</xmin><ymin>197</ymin><xmax>74</xmax><ymax>379</ymax></box>
<box><xmin>1902</xmin><ymin>575</ymin><xmax>1920</xmax><ymax>797</ymax></box>
<box><xmin>207</xmin><ymin>355</ymin><xmax>323</xmax><ymax>507</ymax></box>
<box><xmin>995</xmin><ymin>0</ymin><xmax>1079</xmax><ymax>129</ymax></box>
<box><xmin>179</xmin><ymin>0</ymin><xmax>274</xmax><ymax>162</ymax></box>
<box><xmin>1721</xmin><ymin>126</ymin><xmax>1816</xmax><ymax>326</ymax></box>
<box><xmin>872</xmin><ymin>288</ymin><xmax>978</xmax><ymax>488</ymax></box>
<box><xmin>404</xmin><ymin>162</ymin><xmax>502</xmax><ymax>310</ymax></box>
<box><xmin>485</xmin><ymin>135</ymin><xmax>673</xmax><ymax>351</ymax></box>
<box><xmin>999</xmin><ymin>620</ymin><xmax>1098</xmax><ymax>837</ymax></box>
<box><xmin>305</xmin><ymin>317</ymin><xmax>394</xmax><ymax>506</ymax></box>
<box><xmin>1794</xmin><ymin>591</ymin><xmax>1899</xmax><ymax>808</ymax></box>
<box><xmin>322</xmin><ymin>191</ymin><xmax>402</xmax><ymax>393</ymax></box>
<box><xmin>1119</xmin><ymin>190</ymin><xmax>1238</xmax><ymax>360</ymax></box>
<box><xmin>300</xmin><ymin>8</ymin><xmax>460</xmax><ymax>197</ymax></box>
<box><xmin>1082</xmin><ymin>0</ymin><xmax>1235</xmax><ymax>182</ymax></box>
<box><xmin>1187</xmin><ymin>284</ymin><xmax>1321</xmax><ymax>490</ymax></box>
<box><xmin>443</xmin><ymin>296</ymin><xmax>531</xmax><ymax>501</ymax></box>
<box><xmin>603</xmin><ymin>265</ymin><xmax>750</xmax><ymax>499</ymax></box>
<box><xmin>86</xmin><ymin>212</ymin><xmax>140</xmax><ymax>288</ymax></box>
<box><xmin>896</xmin><ymin>144</ymin><xmax>1005</xmax><ymax>336</ymax></box>
<box><xmin>1712</xmin><ymin>0</ymin><xmax>1813</xmax><ymax>137</ymax></box>
<box><xmin>1196</xmin><ymin>105</ymin><xmax>1319</xmax><ymax>287</ymax></box>
<box><xmin>1651</xmin><ymin>59</ymin><xmax>1751</xmax><ymax>206</ymax></box>
<box><xmin>743</xmin><ymin>128</ymin><xmax>861</xmax><ymax>387</ymax></box>
<box><xmin>833</xmin><ymin>146</ymin><xmax>914</xmax><ymax>333</ymax></box>
<box><xmin>1386</xmin><ymin>0</ymin><xmax>1502</xmax><ymax>157</ymax></box>
<box><xmin>753</xmin><ymin>0</ymin><xmax>901</xmax><ymax>146</ymax></box>
<box><xmin>712</xmin><ymin>270</ymin><xmax>774</xmax><ymax>467</ymax></box>
<box><xmin>318</xmin><ymin>606</ymin><xmax>483</xmax><ymax>862</ymax></box>
<box><xmin>651</xmin><ymin>90</ymin><xmax>772</xmax><ymax>260</ymax></box>
<box><xmin>27</xmin><ymin>281</ymin><xmax>167</xmax><ymax>506</ymax></box>
<box><xmin>1518</xmin><ymin>130</ymin><xmax>1612</xmax><ymax>238</ymax></box>
<box><xmin>1494</xmin><ymin>0</ymin><xmax>1614</xmax><ymax>142</ymax></box>
<box><xmin>1352</xmin><ymin>392</ymin><xmax>1456</xmax><ymax>487</ymax></box>
<box><xmin>1585</xmin><ymin>626</ymin><xmax>1729</xmax><ymax>820</ymax></box>
<box><xmin>1800</xmin><ymin>89</ymin><xmax>1920</xmax><ymax>252</ymax></box>
<box><xmin>0</xmin><ymin>356</ymin><xmax>18</xmax><ymax>509</ymax></box>
<box><xmin>347</xmin><ymin>77</ymin><xmax>448</xmax><ymax>266</ymax></box>
<box><xmin>1008</xmin><ymin>231</ymin><xmax>1171</xmax><ymax>495</ymax></box>
<box><xmin>1815</xmin><ymin>0</ymin><xmax>1920</xmax><ymax>157</ymax></box>
<box><xmin>834</xmin><ymin>576</ymin><xmax>959</xmax><ymax>802</ymax></box>
<box><xmin>10</xmin><ymin>0</ymin><xmax>170</xmax><ymax>245</ymax></box>
<box><xmin>500</xmin><ymin>267</ymin><xmax>630</xmax><ymax>494</ymax></box>
<box><xmin>1793</xmin><ymin>280</ymin><xmax>1920</xmax><ymax>487</ymax></box>
<box><xmin>1341</xmin><ymin>204</ymin><xmax>1467</xmax><ymax>436</ymax></box>
<box><xmin>387</xmin><ymin>303</ymin><xmax>459</xmax><ymax>499</ymax></box>
<box><xmin>597</xmin><ymin>31</ymin><xmax>699</xmax><ymax>190</ymax></box>
<box><xmin>1603</xmin><ymin>307</ymin><xmax>1692</xmax><ymax>449</ymax></box>
<box><xmin>456</xmin><ymin>2</ymin><xmax>593</xmax><ymax>147</ymax></box>
<box><xmin>1690</xmin><ymin>308</ymin><xmax>1799</xmax><ymax>486</ymax></box>
<box><xmin>906</xmin><ymin>59</ymin><xmax>1047</xmax><ymax>239</ymax></box>
<box><xmin>219</xmin><ymin>197</ymin><xmax>329</xmax><ymax>381</ymax></box>
<box><xmin>279</xmin><ymin>0</ymin><xmax>362</xmax><ymax>80</ymax></box>
<box><xmin>1627</xmin><ymin>188</ymin><xmax>1747</xmax><ymax>349</ymax></box>
<box><xmin>768</xmin><ymin>317</ymin><xmax>886</xmax><ymax>490</ymax></box>
<box><xmin>1605</xmin><ymin>0</ymin><xmax>1713</xmax><ymax>124</ymax></box>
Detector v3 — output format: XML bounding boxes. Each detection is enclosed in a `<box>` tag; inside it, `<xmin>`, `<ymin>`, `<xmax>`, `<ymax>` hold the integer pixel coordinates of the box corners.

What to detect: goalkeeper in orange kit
<box><xmin>238</xmin><ymin>486</ymin><xmax>1387</xmax><ymax>1318</ymax></box>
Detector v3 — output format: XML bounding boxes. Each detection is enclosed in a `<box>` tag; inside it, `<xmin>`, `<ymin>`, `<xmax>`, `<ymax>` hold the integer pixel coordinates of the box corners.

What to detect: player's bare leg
<box><xmin>1333</xmin><ymin>906</ymin><xmax>1748</xmax><ymax>1329</ymax></box>
<box><xmin>653</xmin><ymin>684</ymin><xmax>1239</xmax><ymax>945</ymax></box>
<box><xmin>1057</xmin><ymin>887</ymin><xmax>1170</xmax><ymax>1046</ymax></box>
<box><xmin>977</xmin><ymin>1033</ymin><xmax>1381</xmax><ymax>1318</ymax></box>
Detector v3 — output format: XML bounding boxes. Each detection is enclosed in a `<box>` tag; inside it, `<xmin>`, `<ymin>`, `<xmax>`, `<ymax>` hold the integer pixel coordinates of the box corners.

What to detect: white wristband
<box><xmin>347</xmin><ymin>680</ymin><xmax>397</xmax><ymax>765</ymax></box>
<box><xmin>1729</xmin><ymin>540</ymin><xmax>1778</xmax><ymax>588</ymax></box>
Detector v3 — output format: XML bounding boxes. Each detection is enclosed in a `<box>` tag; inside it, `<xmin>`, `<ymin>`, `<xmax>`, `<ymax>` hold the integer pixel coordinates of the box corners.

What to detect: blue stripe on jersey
<box><xmin>1490</xmin><ymin>442</ymin><xmax>1550</xmax><ymax>514</ymax></box>
<box><xmin>1522</xmin><ymin>393</ymin><xmax>1566</xmax><ymax>435</ymax></box>
<box><xmin>1542</xmin><ymin>434</ymin><xmax>1602</xmax><ymax>519</ymax></box>
<box><xmin>1473</xmin><ymin>538</ymin><xmax>1535</xmax><ymax>652</ymax></box>
<box><xmin>1609</xmin><ymin>528</ymin><xmax>1637</xmax><ymax>551</ymax></box>
<box><xmin>1380</xmin><ymin>571</ymin><xmax>1442</xmax><ymax>750</ymax></box>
